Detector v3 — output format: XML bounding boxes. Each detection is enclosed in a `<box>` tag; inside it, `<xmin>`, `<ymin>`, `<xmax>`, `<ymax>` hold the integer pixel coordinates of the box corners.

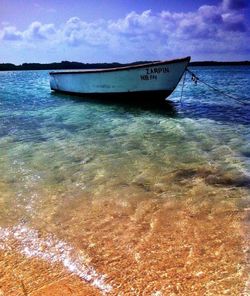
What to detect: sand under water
<box><xmin>0</xmin><ymin>67</ymin><xmax>250</xmax><ymax>295</ymax></box>
<box><xmin>0</xmin><ymin>167</ymin><xmax>249</xmax><ymax>295</ymax></box>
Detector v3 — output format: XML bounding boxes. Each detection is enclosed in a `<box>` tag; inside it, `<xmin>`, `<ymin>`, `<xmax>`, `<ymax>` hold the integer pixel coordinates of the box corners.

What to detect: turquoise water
<box><xmin>0</xmin><ymin>67</ymin><xmax>250</xmax><ymax>295</ymax></box>
<box><xmin>1</xmin><ymin>67</ymin><xmax>249</xmax><ymax>197</ymax></box>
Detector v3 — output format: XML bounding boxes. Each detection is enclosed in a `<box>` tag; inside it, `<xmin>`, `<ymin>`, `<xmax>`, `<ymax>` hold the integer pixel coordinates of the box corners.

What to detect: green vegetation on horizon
<box><xmin>0</xmin><ymin>60</ymin><xmax>250</xmax><ymax>71</ymax></box>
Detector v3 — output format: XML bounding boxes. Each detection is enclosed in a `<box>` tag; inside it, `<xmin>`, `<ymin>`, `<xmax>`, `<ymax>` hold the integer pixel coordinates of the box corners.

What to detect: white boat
<box><xmin>49</xmin><ymin>56</ymin><xmax>190</xmax><ymax>101</ymax></box>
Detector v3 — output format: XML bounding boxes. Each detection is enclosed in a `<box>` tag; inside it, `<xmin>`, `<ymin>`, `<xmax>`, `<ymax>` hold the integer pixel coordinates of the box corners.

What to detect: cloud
<box><xmin>0</xmin><ymin>22</ymin><xmax>56</xmax><ymax>42</ymax></box>
<box><xmin>62</xmin><ymin>17</ymin><xmax>113</xmax><ymax>47</ymax></box>
<box><xmin>24</xmin><ymin>22</ymin><xmax>56</xmax><ymax>40</ymax></box>
<box><xmin>108</xmin><ymin>10</ymin><xmax>158</xmax><ymax>35</ymax></box>
<box><xmin>222</xmin><ymin>0</ymin><xmax>248</xmax><ymax>11</ymax></box>
<box><xmin>198</xmin><ymin>5</ymin><xmax>223</xmax><ymax>24</ymax></box>
<box><xmin>1</xmin><ymin>26</ymin><xmax>23</xmax><ymax>41</ymax></box>
<box><xmin>222</xmin><ymin>13</ymin><xmax>247</xmax><ymax>31</ymax></box>
<box><xmin>0</xmin><ymin>0</ymin><xmax>249</xmax><ymax>62</ymax></box>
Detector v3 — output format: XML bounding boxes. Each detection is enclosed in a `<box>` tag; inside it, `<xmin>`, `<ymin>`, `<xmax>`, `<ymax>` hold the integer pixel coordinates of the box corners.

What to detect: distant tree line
<box><xmin>0</xmin><ymin>61</ymin><xmax>152</xmax><ymax>71</ymax></box>
<box><xmin>190</xmin><ymin>61</ymin><xmax>250</xmax><ymax>66</ymax></box>
<box><xmin>0</xmin><ymin>60</ymin><xmax>249</xmax><ymax>71</ymax></box>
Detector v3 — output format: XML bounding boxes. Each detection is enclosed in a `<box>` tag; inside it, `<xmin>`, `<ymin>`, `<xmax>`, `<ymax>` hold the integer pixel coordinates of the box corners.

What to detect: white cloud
<box><xmin>1</xmin><ymin>26</ymin><xmax>23</xmax><ymax>41</ymax></box>
<box><xmin>108</xmin><ymin>10</ymin><xmax>157</xmax><ymax>35</ymax></box>
<box><xmin>24</xmin><ymin>22</ymin><xmax>56</xmax><ymax>40</ymax></box>
<box><xmin>62</xmin><ymin>17</ymin><xmax>112</xmax><ymax>47</ymax></box>
<box><xmin>0</xmin><ymin>22</ymin><xmax>56</xmax><ymax>42</ymax></box>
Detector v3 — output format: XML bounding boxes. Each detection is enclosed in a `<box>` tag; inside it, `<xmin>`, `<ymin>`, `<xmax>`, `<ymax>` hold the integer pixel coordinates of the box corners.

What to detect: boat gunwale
<box><xmin>49</xmin><ymin>56</ymin><xmax>191</xmax><ymax>75</ymax></box>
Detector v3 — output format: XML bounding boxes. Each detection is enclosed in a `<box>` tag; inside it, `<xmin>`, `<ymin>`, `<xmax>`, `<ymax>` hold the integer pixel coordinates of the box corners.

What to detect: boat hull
<box><xmin>49</xmin><ymin>57</ymin><xmax>190</xmax><ymax>101</ymax></box>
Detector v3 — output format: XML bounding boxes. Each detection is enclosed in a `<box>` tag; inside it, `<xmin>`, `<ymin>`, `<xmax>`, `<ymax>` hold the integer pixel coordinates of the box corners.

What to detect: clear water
<box><xmin>0</xmin><ymin>67</ymin><xmax>249</xmax><ymax>295</ymax></box>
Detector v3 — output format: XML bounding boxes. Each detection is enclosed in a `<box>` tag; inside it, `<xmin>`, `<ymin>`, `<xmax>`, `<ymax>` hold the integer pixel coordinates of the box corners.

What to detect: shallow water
<box><xmin>0</xmin><ymin>66</ymin><xmax>249</xmax><ymax>295</ymax></box>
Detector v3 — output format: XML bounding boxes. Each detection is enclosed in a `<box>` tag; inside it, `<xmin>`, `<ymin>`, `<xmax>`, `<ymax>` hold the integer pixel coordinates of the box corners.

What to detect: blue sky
<box><xmin>0</xmin><ymin>0</ymin><xmax>249</xmax><ymax>64</ymax></box>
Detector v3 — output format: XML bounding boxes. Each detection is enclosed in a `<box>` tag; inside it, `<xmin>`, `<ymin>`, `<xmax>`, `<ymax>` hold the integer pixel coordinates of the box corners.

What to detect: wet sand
<box><xmin>0</xmin><ymin>168</ymin><xmax>249</xmax><ymax>295</ymax></box>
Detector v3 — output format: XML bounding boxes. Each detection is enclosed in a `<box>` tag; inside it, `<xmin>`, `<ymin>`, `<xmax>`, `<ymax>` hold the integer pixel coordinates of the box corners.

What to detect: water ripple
<box><xmin>0</xmin><ymin>225</ymin><xmax>112</xmax><ymax>294</ymax></box>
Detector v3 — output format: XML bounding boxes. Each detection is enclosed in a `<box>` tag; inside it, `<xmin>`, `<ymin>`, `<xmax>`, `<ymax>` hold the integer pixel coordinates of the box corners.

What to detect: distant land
<box><xmin>0</xmin><ymin>60</ymin><xmax>250</xmax><ymax>71</ymax></box>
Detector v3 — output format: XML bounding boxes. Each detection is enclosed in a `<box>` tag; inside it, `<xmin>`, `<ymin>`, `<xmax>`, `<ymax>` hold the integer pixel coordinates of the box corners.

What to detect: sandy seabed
<box><xmin>0</xmin><ymin>167</ymin><xmax>249</xmax><ymax>296</ymax></box>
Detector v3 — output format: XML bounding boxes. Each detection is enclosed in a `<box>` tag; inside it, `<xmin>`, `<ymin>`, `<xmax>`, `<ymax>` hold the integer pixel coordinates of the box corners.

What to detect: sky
<box><xmin>0</xmin><ymin>0</ymin><xmax>249</xmax><ymax>64</ymax></box>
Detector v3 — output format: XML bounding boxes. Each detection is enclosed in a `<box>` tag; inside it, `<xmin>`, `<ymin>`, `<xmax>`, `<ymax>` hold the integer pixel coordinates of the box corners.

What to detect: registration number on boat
<box><xmin>140</xmin><ymin>66</ymin><xmax>169</xmax><ymax>81</ymax></box>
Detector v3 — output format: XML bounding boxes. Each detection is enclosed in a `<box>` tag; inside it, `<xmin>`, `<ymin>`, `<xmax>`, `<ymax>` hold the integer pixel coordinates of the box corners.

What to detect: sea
<box><xmin>0</xmin><ymin>66</ymin><xmax>249</xmax><ymax>295</ymax></box>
